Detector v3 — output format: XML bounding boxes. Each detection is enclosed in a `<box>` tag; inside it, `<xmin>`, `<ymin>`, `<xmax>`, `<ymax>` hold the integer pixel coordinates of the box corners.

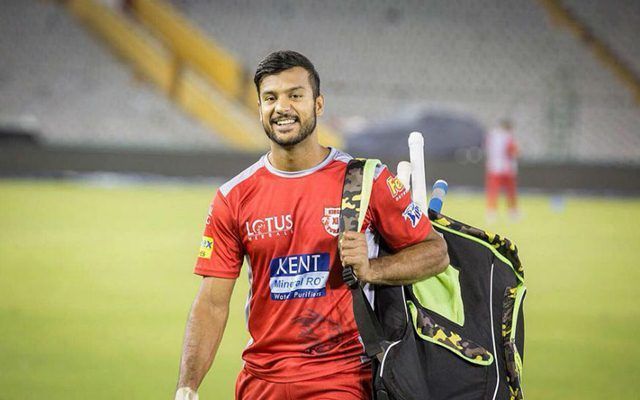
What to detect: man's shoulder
<box><xmin>332</xmin><ymin>150</ymin><xmax>386</xmax><ymax>178</ymax></box>
<box><xmin>332</xmin><ymin>148</ymin><xmax>353</xmax><ymax>165</ymax></box>
<box><xmin>219</xmin><ymin>157</ymin><xmax>266</xmax><ymax>197</ymax></box>
<box><xmin>217</xmin><ymin>149</ymin><xmax>377</xmax><ymax>198</ymax></box>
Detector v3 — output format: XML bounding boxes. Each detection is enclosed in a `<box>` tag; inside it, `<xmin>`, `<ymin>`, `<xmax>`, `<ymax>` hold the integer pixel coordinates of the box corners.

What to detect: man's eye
<box><xmin>264</xmin><ymin>96</ymin><xmax>275</xmax><ymax>102</ymax></box>
<box><xmin>291</xmin><ymin>94</ymin><xmax>302</xmax><ymax>99</ymax></box>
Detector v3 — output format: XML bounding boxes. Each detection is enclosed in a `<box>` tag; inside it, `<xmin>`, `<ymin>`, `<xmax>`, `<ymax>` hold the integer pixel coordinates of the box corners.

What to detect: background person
<box><xmin>485</xmin><ymin>118</ymin><xmax>520</xmax><ymax>222</ymax></box>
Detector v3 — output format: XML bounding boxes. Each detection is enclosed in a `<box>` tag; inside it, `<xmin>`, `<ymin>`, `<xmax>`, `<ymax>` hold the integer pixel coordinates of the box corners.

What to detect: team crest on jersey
<box><xmin>245</xmin><ymin>214</ymin><xmax>293</xmax><ymax>240</ymax></box>
<box><xmin>321</xmin><ymin>207</ymin><xmax>340</xmax><ymax>237</ymax></box>
<box><xmin>402</xmin><ymin>202</ymin><xmax>423</xmax><ymax>228</ymax></box>
<box><xmin>387</xmin><ymin>176</ymin><xmax>408</xmax><ymax>200</ymax></box>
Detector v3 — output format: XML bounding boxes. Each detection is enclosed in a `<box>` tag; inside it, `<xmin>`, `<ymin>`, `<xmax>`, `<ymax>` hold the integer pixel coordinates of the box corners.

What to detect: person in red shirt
<box><xmin>175</xmin><ymin>51</ymin><xmax>449</xmax><ymax>400</ymax></box>
<box><xmin>485</xmin><ymin>119</ymin><xmax>520</xmax><ymax>222</ymax></box>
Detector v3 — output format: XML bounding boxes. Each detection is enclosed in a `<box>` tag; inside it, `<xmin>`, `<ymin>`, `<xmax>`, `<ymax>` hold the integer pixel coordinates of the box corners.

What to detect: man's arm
<box><xmin>176</xmin><ymin>276</ymin><xmax>236</xmax><ymax>392</ymax></box>
<box><xmin>339</xmin><ymin>228</ymin><xmax>449</xmax><ymax>286</ymax></box>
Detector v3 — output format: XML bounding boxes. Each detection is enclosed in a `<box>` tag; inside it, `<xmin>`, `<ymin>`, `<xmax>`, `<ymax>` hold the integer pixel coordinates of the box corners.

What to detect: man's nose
<box><xmin>275</xmin><ymin>97</ymin><xmax>292</xmax><ymax>114</ymax></box>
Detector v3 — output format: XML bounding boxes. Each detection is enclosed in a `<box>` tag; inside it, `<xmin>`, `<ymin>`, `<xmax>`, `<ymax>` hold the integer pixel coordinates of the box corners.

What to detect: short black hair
<box><xmin>500</xmin><ymin>119</ymin><xmax>514</xmax><ymax>130</ymax></box>
<box><xmin>254</xmin><ymin>50</ymin><xmax>321</xmax><ymax>98</ymax></box>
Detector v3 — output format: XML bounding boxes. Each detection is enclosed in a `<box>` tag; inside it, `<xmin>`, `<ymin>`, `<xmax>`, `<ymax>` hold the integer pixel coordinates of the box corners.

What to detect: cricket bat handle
<box><xmin>408</xmin><ymin>131</ymin><xmax>428</xmax><ymax>212</ymax></box>
<box><xmin>429</xmin><ymin>179</ymin><xmax>448</xmax><ymax>213</ymax></box>
<box><xmin>396</xmin><ymin>161</ymin><xmax>412</xmax><ymax>190</ymax></box>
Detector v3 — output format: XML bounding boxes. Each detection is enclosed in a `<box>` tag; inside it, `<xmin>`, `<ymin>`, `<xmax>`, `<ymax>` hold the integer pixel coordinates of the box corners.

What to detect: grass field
<box><xmin>1</xmin><ymin>179</ymin><xmax>639</xmax><ymax>399</ymax></box>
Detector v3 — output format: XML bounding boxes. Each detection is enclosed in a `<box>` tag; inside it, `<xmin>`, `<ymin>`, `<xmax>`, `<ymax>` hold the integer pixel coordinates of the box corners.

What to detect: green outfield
<box><xmin>0</xmin><ymin>179</ymin><xmax>639</xmax><ymax>399</ymax></box>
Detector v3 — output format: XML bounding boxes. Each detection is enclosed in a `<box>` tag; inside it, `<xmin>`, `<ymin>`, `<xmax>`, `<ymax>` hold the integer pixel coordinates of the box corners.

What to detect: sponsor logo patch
<box><xmin>402</xmin><ymin>202</ymin><xmax>423</xmax><ymax>228</ymax></box>
<box><xmin>269</xmin><ymin>253</ymin><xmax>330</xmax><ymax>300</ymax></box>
<box><xmin>198</xmin><ymin>236</ymin><xmax>214</xmax><ymax>259</ymax></box>
<box><xmin>245</xmin><ymin>214</ymin><xmax>293</xmax><ymax>241</ymax></box>
<box><xmin>321</xmin><ymin>207</ymin><xmax>340</xmax><ymax>237</ymax></box>
<box><xmin>386</xmin><ymin>176</ymin><xmax>408</xmax><ymax>200</ymax></box>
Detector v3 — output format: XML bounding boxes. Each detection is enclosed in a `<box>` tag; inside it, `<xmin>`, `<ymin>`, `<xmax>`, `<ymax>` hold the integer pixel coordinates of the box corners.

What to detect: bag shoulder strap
<box><xmin>339</xmin><ymin>158</ymin><xmax>387</xmax><ymax>360</ymax></box>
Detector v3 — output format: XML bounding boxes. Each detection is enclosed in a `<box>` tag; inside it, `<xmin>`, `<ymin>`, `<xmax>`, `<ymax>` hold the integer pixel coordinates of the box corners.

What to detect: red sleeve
<box><xmin>194</xmin><ymin>189</ymin><xmax>243</xmax><ymax>278</ymax></box>
<box><xmin>507</xmin><ymin>138</ymin><xmax>518</xmax><ymax>158</ymax></box>
<box><xmin>362</xmin><ymin>166</ymin><xmax>432</xmax><ymax>252</ymax></box>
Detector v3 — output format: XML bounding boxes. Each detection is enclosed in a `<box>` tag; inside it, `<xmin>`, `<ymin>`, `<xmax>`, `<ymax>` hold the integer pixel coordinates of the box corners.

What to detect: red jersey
<box><xmin>195</xmin><ymin>148</ymin><xmax>432</xmax><ymax>382</ymax></box>
<box><xmin>485</xmin><ymin>128</ymin><xmax>518</xmax><ymax>176</ymax></box>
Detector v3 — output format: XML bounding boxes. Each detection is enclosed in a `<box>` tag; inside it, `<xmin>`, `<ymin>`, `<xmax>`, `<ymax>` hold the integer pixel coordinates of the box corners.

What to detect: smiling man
<box><xmin>259</xmin><ymin>68</ymin><xmax>319</xmax><ymax>147</ymax></box>
<box><xmin>175</xmin><ymin>51</ymin><xmax>449</xmax><ymax>400</ymax></box>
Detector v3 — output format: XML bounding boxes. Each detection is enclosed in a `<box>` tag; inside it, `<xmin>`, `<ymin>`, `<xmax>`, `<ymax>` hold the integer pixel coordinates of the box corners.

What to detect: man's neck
<box><xmin>268</xmin><ymin>138</ymin><xmax>330</xmax><ymax>172</ymax></box>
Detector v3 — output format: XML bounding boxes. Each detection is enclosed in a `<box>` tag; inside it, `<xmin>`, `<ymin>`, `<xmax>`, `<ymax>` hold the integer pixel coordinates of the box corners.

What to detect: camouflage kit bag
<box><xmin>340</xmin><ymin>159</ymin><xmax>526</xmax><ymax>400</ymax></box>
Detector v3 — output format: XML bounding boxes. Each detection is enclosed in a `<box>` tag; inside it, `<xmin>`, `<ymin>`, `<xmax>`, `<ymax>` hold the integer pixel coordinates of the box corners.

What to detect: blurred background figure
<box><xmin>485</xmin><ymin>119</ymin><xmax>520</xmax><ymax>222</ymax></box>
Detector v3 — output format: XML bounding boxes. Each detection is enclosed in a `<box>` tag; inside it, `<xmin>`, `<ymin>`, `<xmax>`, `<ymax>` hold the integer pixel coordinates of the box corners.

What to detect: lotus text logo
<box><xmin>246</xmin><ymin>214</ymin><xmax>293</xmax><ymax>240</ymax></box>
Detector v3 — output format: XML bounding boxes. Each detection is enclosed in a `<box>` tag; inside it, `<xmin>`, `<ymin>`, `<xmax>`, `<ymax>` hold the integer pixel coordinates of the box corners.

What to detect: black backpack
<box><xmin>340</xmin><ymin>159</ymin><xmax>526</xmax><ymax>400</ymax></box>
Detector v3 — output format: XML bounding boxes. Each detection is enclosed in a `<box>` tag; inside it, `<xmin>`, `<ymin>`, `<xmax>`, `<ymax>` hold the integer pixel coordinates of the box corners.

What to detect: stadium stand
<box><xmin>0</xmin><ymin>0</ymin><xmax>223</xmax><ymax>150</ymax></box>
<box><xmin>170</xmin><ymin>0</ymin><xmax>640</xmax><ymax>164</ymax></box>
<box><xmin>1</xmin><ymin>0</ymin><xmax>637</xmax><ymax>164</ymax></box>
<box><xmin>563</xmin><ymin>0</ymin><xmax>640</xmax><ymax>75</ymax></box>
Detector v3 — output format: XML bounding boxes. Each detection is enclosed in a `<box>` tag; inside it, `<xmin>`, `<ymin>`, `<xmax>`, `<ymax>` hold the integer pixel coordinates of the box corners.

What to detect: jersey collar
<box><xmin>263</xmin><ymin>147</ymin><xmax>336</xmax><ymax>178</ymax></box>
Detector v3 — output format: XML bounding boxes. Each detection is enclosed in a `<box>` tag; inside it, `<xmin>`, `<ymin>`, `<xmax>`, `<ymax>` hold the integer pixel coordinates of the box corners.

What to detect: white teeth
<box><xmin>276</xmin><ymin>119</ymin><xmax>295</xmax><ymax>125</ymax></box>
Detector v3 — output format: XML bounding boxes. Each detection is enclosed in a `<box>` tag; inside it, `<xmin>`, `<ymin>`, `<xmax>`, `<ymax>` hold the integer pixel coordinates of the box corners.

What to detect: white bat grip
<box><xmin>408</xmin><ymin>131</ymin><xmax>428</xmax><ymax>212</ymax></box>
<box><xmin>396</xmin><ymin>161</ymin><xmax>412</xmax><ymax>190</ymax></box>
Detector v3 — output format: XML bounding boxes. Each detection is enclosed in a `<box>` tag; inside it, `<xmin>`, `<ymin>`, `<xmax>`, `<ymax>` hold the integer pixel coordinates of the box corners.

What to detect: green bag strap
<box><xmin>502</xmin><ymin>285</ymin><xmax>526</xmax><ymax>399</ymax></box>
<box><xmin>339</xmin><ymin>158</ymin><xmax>387</xmax><ymax>361</ymax></box>
<box><xmin>340</xmin><ymin>157</ymin><xmax>380</xmax><ymax>288</ymax></box>
<box><xmin>339</xmin><ymin>158</ymin><xmax>379</xmax><ymax>233</ymax></box>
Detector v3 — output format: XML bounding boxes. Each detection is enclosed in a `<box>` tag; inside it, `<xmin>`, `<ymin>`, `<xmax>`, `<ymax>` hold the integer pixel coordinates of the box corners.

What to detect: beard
<box><xmin>263</xmin><ymin>110</ymin><xmax>317</xmax><ymax>147</ymax></box>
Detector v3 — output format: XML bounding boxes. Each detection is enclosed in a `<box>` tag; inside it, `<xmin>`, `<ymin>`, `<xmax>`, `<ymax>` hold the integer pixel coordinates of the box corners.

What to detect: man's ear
<box><xmin>258</xmin><ymin>100</ymin><xmax>262</xmax><ymax>121</ymax></box>
<box><xmin>315</xmin><ymin>94</ymin><xmax>324</xmax><ymax>117</ymax></box>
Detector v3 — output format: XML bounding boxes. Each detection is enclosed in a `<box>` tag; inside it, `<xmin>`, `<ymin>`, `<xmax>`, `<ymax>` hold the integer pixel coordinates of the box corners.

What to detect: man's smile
<box><xmin>271</xmin><ymin>116</ymin><xmax>300</xmax><ymax>132</ymax></box>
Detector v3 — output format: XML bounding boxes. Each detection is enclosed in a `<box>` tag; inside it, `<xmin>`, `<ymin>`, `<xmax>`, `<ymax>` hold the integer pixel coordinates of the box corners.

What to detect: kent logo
<box><xmin>269</xmin><ymin>253</ymin><xmax>330</xmax><ymax>301</ymax></box>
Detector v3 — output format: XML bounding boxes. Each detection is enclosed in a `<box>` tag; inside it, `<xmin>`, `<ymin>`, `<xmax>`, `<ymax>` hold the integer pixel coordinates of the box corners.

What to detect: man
<box><xmin>485</xmin><ymin>119</ymin><xmax>520</xmax><ymax>222</ymax></box>
<box><xmin>175</xmin><ymin>50</ymin><xmax>449</xmax><ymax>400</ymax></box>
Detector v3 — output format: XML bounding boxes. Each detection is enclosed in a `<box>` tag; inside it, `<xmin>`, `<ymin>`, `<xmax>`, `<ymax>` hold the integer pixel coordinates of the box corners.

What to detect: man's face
<box><xmin>258</xmin><ymin>66</ymin><xmax>324</xmax><ymax>147</ymax></box>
